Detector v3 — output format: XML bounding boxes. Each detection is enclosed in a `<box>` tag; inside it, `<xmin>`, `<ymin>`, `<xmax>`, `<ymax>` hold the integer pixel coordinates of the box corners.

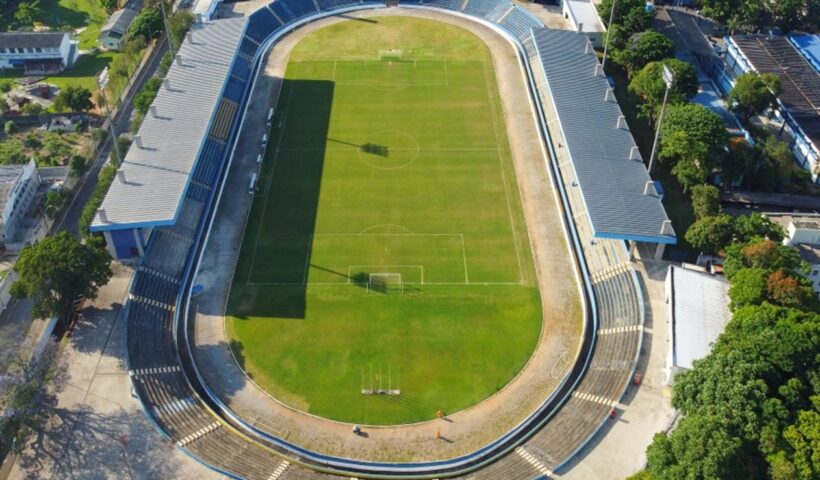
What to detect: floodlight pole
<box><xmin>647</xmin><ymin>65</ymin><xmax>675</xmax><ymax>176</ymax></box>
<box><xmin>601</xmin><ymin>0</ymin><xmax>617</xmax><ymax>71</ymax></box>
<box><xmin>97</xmin><ymin>68</ymin><xmax>122</xmax><ymax>166</ymax></box>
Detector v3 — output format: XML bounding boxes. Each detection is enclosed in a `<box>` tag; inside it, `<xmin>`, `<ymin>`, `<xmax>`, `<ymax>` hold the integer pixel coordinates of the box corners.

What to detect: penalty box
<box><xmin>306</xmin><ymin>233</ymin><xmax>467</xmax><ymax>284</ymax></box>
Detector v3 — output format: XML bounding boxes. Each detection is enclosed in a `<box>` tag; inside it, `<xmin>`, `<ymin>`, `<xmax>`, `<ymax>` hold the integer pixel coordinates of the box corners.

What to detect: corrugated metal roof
<box><xmin>92</xmin><ymin>17</ymin><xmax>246</xmax><ymax>230</ymax></box>
<box><xmin>565</xmin><ymin>1</ymin><xmax>605</xmax><ymax>33</ymax></box>
<box><xmin>668</xmin><ymin>266</ymin><xmax>731</xmax><ymax>370</ymax></box>
<box><xmin>0</xmin><ymin>32</ymin><xmax>66</xmax><ymax>49</ymax></box>
<box><xmin>100</xmin><ymin>8</ymin><xmax>139</xmax><ymax>36</ymax></box>
<box><xmin>532</xmin><ymin>28</ymin><xmax>676</xmax><ymax>243</ymax></box>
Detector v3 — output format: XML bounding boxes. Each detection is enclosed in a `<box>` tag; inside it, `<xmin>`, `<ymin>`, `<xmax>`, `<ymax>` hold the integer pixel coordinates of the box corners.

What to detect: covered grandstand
<box><xmin>90</xmin><ymin>0</ymin><xmax>676</xmax><ymax>478</ymax></box>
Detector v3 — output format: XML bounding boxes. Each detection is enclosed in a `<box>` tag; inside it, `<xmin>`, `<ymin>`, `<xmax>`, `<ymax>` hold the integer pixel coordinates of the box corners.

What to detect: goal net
<box><xmin>368</xmin><ymin>273</ymin><xmax>403</xmax><ymax>294</ymax></box>
<box><xmin>379</xmin><ymin>49</ymin><xmax>403</xmax><ymax>62</ymax></box>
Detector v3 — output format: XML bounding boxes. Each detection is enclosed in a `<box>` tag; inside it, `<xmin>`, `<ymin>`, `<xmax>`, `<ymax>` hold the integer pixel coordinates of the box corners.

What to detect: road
<box><xmin>56</xmin><ymin>39</ymin><xmax>170</xmax><ymax>237</ymax></box>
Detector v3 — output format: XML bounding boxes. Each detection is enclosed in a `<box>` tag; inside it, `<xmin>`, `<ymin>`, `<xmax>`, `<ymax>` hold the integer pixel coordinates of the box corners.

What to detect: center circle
<box><xmin>356</xmin><ymin>130</ymin><xmax>420</xmax><ymax>170</ymax></box>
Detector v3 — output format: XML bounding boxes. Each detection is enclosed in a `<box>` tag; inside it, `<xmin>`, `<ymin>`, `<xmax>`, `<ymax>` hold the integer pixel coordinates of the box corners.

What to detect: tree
<box><xmin>724</xmin><ymin>238</ymin><xmax>805</xmax><ymax>280</ymax></box>
<box><xmin>596</xmin><ymin>0</ymin><xmax>646</xmax><ymax>26</ymax></box>
<box><xmin>10</xmin><ymin>232</ymin><xmax>112</xmax><ymax>325</ymax></box>
<box><xmin>781</xmin><ymin>398</ymin><xmax>820</xmax><ymax>479</ymax></box>
<box><xmin>684</xmin><ymin>214</ymin><xmax>735</xmax><ymax>254</ymax></box>
<box><xmin>734</xmin><ymin>213</ymin><xmax>785</xmax><ymax>244</ymax></box>
<box><xmin>629</xmin><ymin>59</ymin><xmax>698</xmax><ymax>119</ymax></box>
<box><xmin>69</xmin><ymin>154</ymin><xmax>88</xmax><ymax>176</ymax></box>
<box><xmin>43</xmin><ymin>189</ymin><xmax>67</xmax><ymax>219</ymax></box>
<box><xmin>53</xmin><ymin>86</ymin><xmax>94</xmax><ymax>112</ymax></box>
<box><xmin>14</xmin><ymin>0</ymin><xmax>42</xmax><ymax>27</ymax></box>
<box><xmin>168</xmin><ymin>11</ymin><xmax>195</xmax><ymax>48</ymax></box>
<box><xmin>729</xmin><ymin>72</ymin><xmax>782</xmax><ymax>120</ymax></box>
<box><xmin>129</xmin><ymin>7</ymin><xmax>163</xmax><ymax>39</ymax></box>
<box><xmin>21</xmin><ymin>102</ymin><xmax>43</xmax><ymax>115</ymax></box>
<box><xmin>0</xmin><ymin>81</ymin><xmax>11</xmax><ymax>93</ymax></box>
<box><xmin>0</xmin><ymin>340</ymin><xmax>65</xmax><ymax>454</ymax></box>
<box><xmin>4</xmin><ymin>120</ymin><xmax>17</xmax><ymax>135</ymax></box>
<box><xmin>133</xmin><ymin>77</ymin><xmax>162</xmax><ymax>115</ymax></box>
<box><xmin>728</xmin><ymin>268</ymin><xmax>769</xmax><ymax>310</ymax></box>
<box><xmin>691</xmin><ymin>184</ymin><xmax>720</xmax><ymax>219</ymax></box>
<box><xmin>614</xmin><ymin>31</ymin><xmax>675</xmax><ymax>74</ymax></box>
<box><xmin>101</xmin><ymin>0</ymin><xmax>118</xmax><ymax>11</ymax></box>
<box><xmin>661</xmin><ymin>103</ymin><xmax>729</xmax><ymax>163</ymax></box>
<box><xmin>771</xmin><ymin>0</ymin><xmax>806</xmax><ymax>32</ymax></box>
<box><xmin>767</xmin><ymin>270</ymin><xmax>817</xmax><ymax>311</ymax></box>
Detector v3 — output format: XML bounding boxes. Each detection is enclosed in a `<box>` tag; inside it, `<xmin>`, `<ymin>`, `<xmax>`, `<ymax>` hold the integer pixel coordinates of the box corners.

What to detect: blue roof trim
<box><xmin>595</xmin><ymin>230</ymin><xmax>677</xmax><ymax>245</ymax></box>
<box><xmin>89</xmin><ymin>218</ymin><xmax>173</xmax><ymax>232</ymax></box>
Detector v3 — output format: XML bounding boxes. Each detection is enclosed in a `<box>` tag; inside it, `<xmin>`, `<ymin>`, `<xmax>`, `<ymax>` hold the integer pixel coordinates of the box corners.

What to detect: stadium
<box><xmin>89</xmin><ymin>0</ymin><xmax>676</xmax><ymax>478</ymax></box>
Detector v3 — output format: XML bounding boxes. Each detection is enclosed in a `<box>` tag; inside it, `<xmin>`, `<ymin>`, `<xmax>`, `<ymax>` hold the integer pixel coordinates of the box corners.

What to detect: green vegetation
<box><xmin>698</xmin><ymin>0</ymin><xmax>818</xmax><ymax>32</ymax></box>
<box><xmin>11</xmin><ymin>231</ymin><xmax>112</xmax><ymax>325</ymax></box>
<box><xmin>227</xmin><ymin>17</ymin><xmax>544</xmax><ymax>425</ymax></box>
<box><xmin>629</xmin><ymin>59</ymin><xmax>698</xmax><ymax>119</ymax></box>
<box><xmin>53</xmin><ymin>85</ymin><xmax>93</xmax><ymax>112</ymax></box>
<box><xmin>729</xmin><ymin>72</ymin><xmax>781</xmax><ymax>120</ymax></box>
<box><xmin>133</xmin><ymin>77</ymin><xmax>161</xmax><ymax>114</ymax></box>
<box><xmin>78</xmin><ymin>162</ymin><xmax>116</xmax><ymax>234</ymax></box>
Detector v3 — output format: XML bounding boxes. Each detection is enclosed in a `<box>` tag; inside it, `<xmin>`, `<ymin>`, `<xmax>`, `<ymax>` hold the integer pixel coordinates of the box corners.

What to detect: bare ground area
<box><xmin>191</xmin><ymin>7</ymin><xmax>583</xmax><ymax>462</ymax></box>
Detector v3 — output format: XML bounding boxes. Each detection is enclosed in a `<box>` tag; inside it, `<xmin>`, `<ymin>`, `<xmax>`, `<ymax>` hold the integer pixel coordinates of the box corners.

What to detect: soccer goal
<box><xmin>379</xmin><ymin>49</ymin><xmax>404</xmax><ymax>62</ymax></box>
<box><xmin>368</xmin><ymin>273</ymin><xmax>403</xmax><ymax>294</ymax></box>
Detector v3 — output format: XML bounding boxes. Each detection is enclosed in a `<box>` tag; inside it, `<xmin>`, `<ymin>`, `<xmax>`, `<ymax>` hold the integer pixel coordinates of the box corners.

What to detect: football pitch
<box><xmin>227</xmin><ymin>17</ymin><xmax>543</xmax><ymax>425</ymax></box>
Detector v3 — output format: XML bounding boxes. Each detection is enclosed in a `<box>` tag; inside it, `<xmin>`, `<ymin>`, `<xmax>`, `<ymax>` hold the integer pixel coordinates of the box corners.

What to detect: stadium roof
<box><xmin>667</xmin><ymin>265</ymin><xmax>731</xmax><ymax>372</ymax></box>
<box><xmin>789</xmin><ymin>34</ymin><xmax>820</xmax><ymax>73</ymax></box>
<box><xmin>729</xmin><ymin>35</ymin><xmax>820</xmax><ymax>148</ymax></box>
<box><xmin>564</xmin><ymin>0</ymin><xmax>605</xmax><ymax>33</ymax></box>
<box><xmin>91</xmin><ymin>17</ymin><xmax>246</xmax><ymax>231</ymax></box>
<box><xmin>531</xmin><ymin>28</ymin><xmax>676</xmax><ymax>244</ymax></box>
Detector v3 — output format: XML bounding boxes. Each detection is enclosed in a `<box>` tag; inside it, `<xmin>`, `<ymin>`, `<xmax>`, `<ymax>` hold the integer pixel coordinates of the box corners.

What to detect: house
<box><xmin>665</xmin><ymin>265</ymin><xmax>732</xmax><ymax>384</ymax></box>
<box><xmin>0</xmin><ymin>159</ymin><xmax>40</xmax><ymax>243</ymax></box>
<box><xmin>0</xmin><ymin>32</ymin><xmax>78</xmax><ymax>74</ymax></box>
<box><xmin>562</xmin><ymin>0</ymin><xmax>606</xmax><ymax>48</ymax></box>
<box><xmin>776</xmin><ymin>214</ymin><xmax>820</xmax><ymax>298</ymax></box>
<box><xmin>192</xmin><ymin>0</ymin><xmax>220</xmax><ymax>22</ymax></box>
<box><xmin>98</xmin><ymin>7</ymin><xmax>139</xmax><ymax>51</ymax></box>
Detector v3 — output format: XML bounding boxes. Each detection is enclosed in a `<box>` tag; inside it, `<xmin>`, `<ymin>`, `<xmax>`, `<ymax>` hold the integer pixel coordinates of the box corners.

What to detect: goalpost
<box><xmin>378</xmin><ymin>49</ymin><xmax>404</xmax><ymax>62</ymax></box>
<box><xmin>368</xmin><ymin>273</ymin><xmax>403</xmax><ymax>294</ymax></box>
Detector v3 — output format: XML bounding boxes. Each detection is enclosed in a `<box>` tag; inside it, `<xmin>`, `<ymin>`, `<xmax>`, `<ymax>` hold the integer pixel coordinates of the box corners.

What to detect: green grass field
<box><xmin>226</xmin><ymin>17</ymin><xmax>542</xmax><ymax>425</ymax></box>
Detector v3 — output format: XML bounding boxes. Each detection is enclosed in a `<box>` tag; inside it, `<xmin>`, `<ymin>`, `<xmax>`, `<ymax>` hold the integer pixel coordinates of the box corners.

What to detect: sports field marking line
<box><xmin>247</xmin><ymin>80</ymin><xmax>297</xmax><ymax>284</ymax></box>
<box><xmin>358</xmin><ymin>223</ymin><xmax>415</xmax><ymax>235</ymax></box>
<box><xmin>301</xmin><ymin>235</ymin><xmax>314</xmax><ymax>284</ymax></box>
<box><xmin>515</xmin><ymin>446</ymin><xmax>554</xmax><ymax>477</ymax></box>
<box><xmin>244</xmin><ymin>281</ymin><xmax>520</xmax><ymax>286</ymax></box>
<box><xmin>479</xmin><ymin>56</ymin><xmax>525</xmax><ymax>284</ymax></box>
<box><xmin>277</xmin><ymin>147</ymin><xmax>500</xmax><ymax>152</ymax></box>
<box><xmin>346</xmin><ymin>265</ymin><xmax>424</xmax><ymax>284</ymax></box>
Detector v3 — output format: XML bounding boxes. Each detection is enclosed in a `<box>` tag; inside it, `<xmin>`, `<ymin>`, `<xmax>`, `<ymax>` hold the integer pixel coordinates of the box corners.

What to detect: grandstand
<box><xmin>90</xmin><ymin>0</ymin><xmax>674</xmax><ymax>478</ymax></box>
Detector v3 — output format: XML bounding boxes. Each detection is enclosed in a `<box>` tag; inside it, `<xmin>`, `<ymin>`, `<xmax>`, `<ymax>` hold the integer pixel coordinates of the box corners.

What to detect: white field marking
<box><xmin>267</xmin><ymin>461</ymin><xmax>289</xmax><ymax>480</ymax></box>
<box><xmin>176</xmin><ymin>422</ymin><xmax>221</xmax><ymax>447</ymax></box>
<box><xmin>277</xmin><ymin>147</ymin><xmax>500</xmax><ymax>152</ymax></box>
<box><xmin>515</xmin><ymin>446</ymin><xmax>554</xmax><ymax>477</ymax></box>
<box><xmin>245</xmin><ymin>281</ymin><xmax>520</xmax><ymax>286</ymax></box>
<box><xmin>331</xmin><ymin>59</ymin><xmax>449</xmax><ymax>88</ymax></box>
<box><xmin>460</xmin><ymin>233</ymin><xmax>469</xmax><ymax>284</ymax></box>
<box><xmin>479</xmin><ymin>56</ymin><xmax>524</xmax><ymax>284</ymax></box>
<box><xmin>247</xmin><ymin>81</ymin><xmax>297</xmax><ymax>284</ymax></box>
<box><xmin>598</xmin><ymin>324</ymin><xmax>643</xmax><ymax>335</ymax></box>
<box><xmin>572</xmin><ymin>390</ymin><xmax>618</xmax><ymax>407</ymax></box>
<box><xmin>358</xmin><ymin>223</ymin><xmax>415</xmax><ymax>235</ymax></box>
<box><xmin>346</xmin><ymin>265</ymin><xmax>424</xmax><ymax>284</ymax></box>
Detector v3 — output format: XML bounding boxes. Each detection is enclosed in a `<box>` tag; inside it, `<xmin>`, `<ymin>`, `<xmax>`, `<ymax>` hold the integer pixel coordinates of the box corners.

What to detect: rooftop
<box><xmin>100</xmin><ymin>8</ymin><xmax>139</xmax><ymax>36</ymax></box>
<box><xmin>91</xmin><ymin>17</ymin><xmax>246</xmax><ymax>231</ymax></box>
<box><xmin>795</xmin><ymin>243</ymin><xmax>820</xmax><ymax>264</ymax></box>
<box><xmin>564</xmin><ymin>0</ymin><xmax>605</xmax><ymax>33</ymax></box>
<box><xmin>531</xmin><ymin>28</ymin><xmax>675</xmax><ymax>244</ymax></box>
<box><xmin>0</xmin><ymin>32</ymin><xmax>66</xmax><ymax>49</ymax></box>
<box><xmin>729</xmin><ymin>35</ymin><xmax>820</xmax><ymax>148</ymax></box>
<box><xmin>667</xmin><ymin>265</ymin><xmax>731</xmax><ymax>371</ymax></box>
<box><xmin>790</xmin><ymin>34</ymin><xmax>820</xmax><ymax>72</ymax></box>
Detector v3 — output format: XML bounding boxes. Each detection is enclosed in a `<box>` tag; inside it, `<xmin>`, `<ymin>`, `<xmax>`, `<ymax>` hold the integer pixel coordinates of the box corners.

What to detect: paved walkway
<box><xmin>6</xmin><ymin>263</ymin><xmax>220</xmax><ymax>480</ymax></box>
<box><xmin>559</xmin><ymin>248</ymin><xmax>676</xmax><ymax>479</ymax></box>
<box><xmin>190</xmin><ymin>7</ymin><xmax>583</xmax><ymax>463</ymax></box>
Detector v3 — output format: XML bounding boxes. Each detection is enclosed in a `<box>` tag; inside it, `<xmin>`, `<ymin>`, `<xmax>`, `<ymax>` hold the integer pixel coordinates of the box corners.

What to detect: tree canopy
<box><xmin>690</xmin><ymin>184</ymin><xmax>720</xmax><ymax>219</ymax></box>
<box><xmin>11</xmin><ymin>232</ymin><xmax>112</xmax><ymax>323</ymax></box>
<box><xmin>133</xmin><ymin>77</ymin><xmax>162</xmax><ymax>115</ymax></box>
<box><xmin>629</xmin><ymin>59</ymin><xmax>698</xmax><ymax>119</ymax></box>
<box><xmin>685</xmin><ymin>213</ymin><xmax>736</xmax><ymax>254</ymax></box>
<box><xmin>659</xmin><ymin>103</ymin><xmax>728</xmax><ymax>191</ymax></box>
<box><xmin>614</xmin><ymin>31</ymin><xmax>676</xmax><ymax>74</ymax></box>
<box><xmin>729</xmin><ymin>72</ymin><xmax>782</xmax><ymax>120</ymax></box>
<box><xmin>53</xmin><ymin>86</ymin><xmax>94</xmax><ymax>112</ymax></box>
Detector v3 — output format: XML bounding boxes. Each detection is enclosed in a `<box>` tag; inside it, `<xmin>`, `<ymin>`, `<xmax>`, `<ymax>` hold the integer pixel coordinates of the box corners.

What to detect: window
<box><xmin>35</xmin><ymin>47</ymin><xmax>42</xmax><ymax>53</ymax></box>
<box><xmin>813</xmin><ymin>270</ymin><xmax>819</xmax><ymax>277</ymax></box>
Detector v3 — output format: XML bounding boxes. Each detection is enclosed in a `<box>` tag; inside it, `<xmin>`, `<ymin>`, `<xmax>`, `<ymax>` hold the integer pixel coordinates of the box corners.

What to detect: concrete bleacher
<box><xmin>122</xmin><ymin>2</ymin><xmax>648</xmax><ymax>479</ymax></box>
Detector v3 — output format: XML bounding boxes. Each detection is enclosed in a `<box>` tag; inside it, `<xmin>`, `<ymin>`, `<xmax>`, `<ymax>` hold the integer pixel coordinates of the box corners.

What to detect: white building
<box><xmin>665</xmin><ymin>265</ymin><xmax>732</xmax><ymax>385</ymax></box>
<box><xmin>0</xmin><ymin>159</ymin><xmax>40</xmax><ymax>243</ymax></box>
<box><xmin>193</xmin><ymin>0</ymin><xmax>220</xmax><ymax>22</ymax></box>
<box><xmin>562</xmin><ymin>0</ymin><xmax>606</xmax><ymax>48</ymax></box>
<box><xmin>0</xmin><ymin>32</ymin><xmax>78</xmax><ymax>74</ymax></box>
<box><xmin>98</xmin><ymin>8</ymin><xmax>139</xmax><ymax>51</ymax></box>
<box><xmin>779</xmin><ymin>216</ymin><xmax>820</xmax><ymax>298</ymax></box>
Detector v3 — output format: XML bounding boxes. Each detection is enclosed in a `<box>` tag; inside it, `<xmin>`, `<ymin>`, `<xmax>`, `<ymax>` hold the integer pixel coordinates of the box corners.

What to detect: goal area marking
<box><xmin>367</xmin><ymin>273</ymin><xmax>403</xmax><ymax>294</ymax></box>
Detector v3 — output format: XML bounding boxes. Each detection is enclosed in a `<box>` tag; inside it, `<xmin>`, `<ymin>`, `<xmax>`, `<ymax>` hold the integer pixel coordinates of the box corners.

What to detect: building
<box><xmin>665</xmin><ymin>265</ymin><xmax>731</xmax><ymax>384</ymax></box>
<box><xmin>562</xmin><ymin>0</ymin><xmax>606</xmax><ymax>48</ymax></box>
<box><xmin>90</xmin><ymin>18</ymin><xmax>246</xmax><ymax>259</ymax></box>
<box><xmin>719</xmin><ymin>35</ymin><xmax>820</xmax><ymax>183</ymax></box>
<box><xmin>773</xmin><ymin>214</ymin><xmax>820</xmax><ymax>298</ymax></box>
<box><xmin>193</xmin><ymin>0</ymin><xmax>221</xmax><ymax>22</ymax></box>
<box><xmin>98</xmin><ymin>7</ymin><xmax>139</xmax><ymax>51</ymax></box>
<box><xmin>0</xmin><ymin>32</ymin><xmax>78</xmax><ymax>74</ymax></box>
<box><xmin>0</xmin><ymin>159</ymin><xmax>40</xmax><ymax>243</ymax></box>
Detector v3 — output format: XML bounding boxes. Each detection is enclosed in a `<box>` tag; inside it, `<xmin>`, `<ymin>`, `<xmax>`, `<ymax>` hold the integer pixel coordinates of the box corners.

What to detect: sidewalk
<box><xmin>5</xmin><ymin>263</ymin><xmax>219</xmax><ymax>480</ymax></box>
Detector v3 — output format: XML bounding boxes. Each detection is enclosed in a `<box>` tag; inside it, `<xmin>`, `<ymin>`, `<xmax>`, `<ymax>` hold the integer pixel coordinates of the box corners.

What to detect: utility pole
<box><xmin>647</xmin><ymin>64</ymin><xmax>675</xmax><ymax>176</ymax></box>
<box><xmin>97</xmin><ymin>67</ymin><xmax>122</xmax><ymax>166</ymax></box>
<box><xmin>159</xmin><ymin>0</ymin><xmax>175</xmax><ymax>56</ymax></box>
<box><xmin>601</xmin><ymin>0</ymin><xmax>617</xmax><ymax>70</ymax></box>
